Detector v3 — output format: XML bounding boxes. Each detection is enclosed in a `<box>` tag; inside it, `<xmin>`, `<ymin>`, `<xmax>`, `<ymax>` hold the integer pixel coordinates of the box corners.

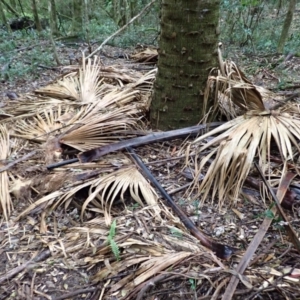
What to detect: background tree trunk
<box><xmin>72</xmin><ymin>0</ymin><xmax>83</xmax><ymax>34</ymax></box>
<box><xmin>277</xmin><ymin>0</ymin><xmax>296</xmax><ymax>54</ymax></box>
<box><xmin>49</xmin><ymin>0</ymin><xmax>58</xmax><ymax>35</ymax></box>
<box><xmin>112</xmin><ymin>0</ymin><xmax>120</xmax><ymax>24</ymax></box>
<box><xmin>1</xmin><ymin>0</ymin><xmax>19</xmax><ymax>17</ymax></box>
<box><xmin>0</xmin><ymin>1</ymin><xmax>12</xmax><ymax>33</ymax></box>
<box><xmin>151</xmin><ymin>0</ymin><xmax>220</xmax><ymax>130</ymax></box>
<box><xmin>118</xmin><ymin>0</ymin><xmax>127</xmax><ymax>26</ymax></box>
<box><xmin>83</xmin><ymin>0</ymin><xmax>90</xmax><ymax>41</ymax></box>
<box><xmin>10</xmin><ymin>0</ymin><xmax>17</xmax><ymax>9</ymax></box>
<box><xmin>31</xmin><ymin>0</ymin><xmax>42</xmax><ymax>32</ymax></box>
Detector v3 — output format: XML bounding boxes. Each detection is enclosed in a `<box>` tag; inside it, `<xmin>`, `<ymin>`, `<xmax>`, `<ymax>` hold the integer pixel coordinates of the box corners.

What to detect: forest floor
<box><xmin>1</xmin><ymin>42</ymin><xmax>300</xmax><ymax>300</ymax></box>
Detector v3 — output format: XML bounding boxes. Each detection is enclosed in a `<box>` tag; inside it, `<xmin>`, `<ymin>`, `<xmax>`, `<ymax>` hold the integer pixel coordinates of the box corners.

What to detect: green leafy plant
<box><xmin>264</xmin><ymin>209</ymin><xmax>275</xmax><ymax>219</ymax></box>
<box><xmin>189</xmin><ymin>278</ymin><xmax>197</xmax><ymax>290</ymax></box>
<box><xmin>170</xmin><ymin>227</ymin><xmax>183</xmax><ymax>239</ymax></box>
<box><xmin>107</xmin><ymin>220</ymin><xmax>121</xmax><ymax>261</ymax></box>
<box><xmin>192</xmin><ymin>199</ymin><xmax>200</xmax><ymax>216</ymax></box>
<box><xmin>128</xmin><ymin>203</ymin><xmax>140</xmax><ymax>211</ymax></box>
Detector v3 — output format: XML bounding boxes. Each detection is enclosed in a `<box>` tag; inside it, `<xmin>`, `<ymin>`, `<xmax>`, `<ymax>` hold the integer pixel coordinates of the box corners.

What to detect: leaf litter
<box><xmin>0</xmin><ymin>46</ymin><xmax>300</xmax><ymax>299</ymax></box>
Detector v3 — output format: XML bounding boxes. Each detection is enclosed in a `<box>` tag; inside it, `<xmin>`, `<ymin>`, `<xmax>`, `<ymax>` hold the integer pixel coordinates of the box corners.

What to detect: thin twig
<box><xmin>30</xmin><ymin>272</ymin><xmax>37</xmax><ymax>299</ymax></box>
<box><xmin>0</xmin><ymin>150</ymin><xmax>37</xmax><ymax>173</ymax></box>
<box><xmin>136</xmin><ymin>274</ymin><xmax>171</xmax><ymax>300</ymax></box>
<box><xmin>53</xmin><ymin>287</ymin><xmax>98</xmax><ymax>300</ymax></box>
<box><xmin>0</xmin><ymin>249</ymin><xmax>50</xmax><ymax>284</ymax></box>
<box><xmin>269</xmin><ymin>92</ymin><xmax>300</xmax><ymax>110</ymax></box>
<box><xmin>33</xmin><ymin>289</ymin><xmax>51</xmax><ymax>300</ymax></box>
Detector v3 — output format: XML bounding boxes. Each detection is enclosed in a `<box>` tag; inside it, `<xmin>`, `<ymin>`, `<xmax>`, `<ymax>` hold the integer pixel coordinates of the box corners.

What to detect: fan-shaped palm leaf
<box><xmin>190</xmin><ymin>46</ymin><xmax>300</xmax><ymax>206</ymax></box>
<box><xmin>35</xmin><ymin>56</ymin><xmax>103</xmax><ymax>102</ymax></box>
<box><xmin>34</xmin><ymin>57</ymin><xmax>148</xmax><ymax>104</ymax></box>
<box><xmin>191</xmin><ymin>105</ymin><xmax>300</xmax><ymax>207</ymax></box>
<box><xmin>2</xmin><ymin>96</ymin><xmax>78</xmax><ymax>123</ymax></box>
<box><xmin>59</xmin><ymin>105</ymin><xmax>140</xmax><ymax>151</ymax></box>
<box><xmin>57</xmin><ymin>74</ymin><xmax>150</xmax><ymax>151</ymax></box>
<box><xmin>18</xmin><ymin>165</ymin><xmax>160</xmax><ymax>226</ymax></box>
<box><xmin>206</xmin><ymin>74</ymin><xmax>266</xmax><ymax>118</ymax></box>
<box><xmin>13</xmin><ymin>105</ymin><xmax>83</xmax><ymax>142</ymax></box>
<box><xmin>80</xmin><ymin>166</ymin><xmax>160</xmax><ymax>225</ymax></box>
<box><xmin>24</xmin><ymin>56</ymin><xmax>152</xmax><ymax>152</ymax></box>
<box><xmin>205</xmin><ymin>44</ymin><xmax>279</xmax><ymax>120</ymax></box>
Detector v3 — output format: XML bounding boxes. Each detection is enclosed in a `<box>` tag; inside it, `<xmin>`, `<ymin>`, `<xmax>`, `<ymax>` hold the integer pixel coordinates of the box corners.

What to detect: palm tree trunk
<box><xmin>151</xmin><ymin>0</ymin><xmax>220</xmax><ymax>129</ymax></box>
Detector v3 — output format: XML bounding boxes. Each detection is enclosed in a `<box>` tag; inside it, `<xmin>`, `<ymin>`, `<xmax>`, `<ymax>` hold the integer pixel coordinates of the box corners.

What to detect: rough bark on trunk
<box><xmin>0</xmin><ymin>1</ymin><xmax>12</xmax><ymax>33</ymax></box>
<box><xmin>72</xmin><ymin>0</ymin><xmax>83</xmax><ymax>34</ymax></box>
<box><xmin>151</xmin><ymin>0</ymin><xmax>220</xmax><ymax>130</ymax></box>
<box><xmin>31</xmin><ymin>0</ymin><xmax>42</xmax><ymax>32</ymax></box>
<box><xmin>10</xmin><ymin>0</ymin><xmax>17</xmax><ymax>9</ymax></box>
<box><xmin>49</xmin><ymin>0</ymin><xmax>58</xmax><ymax>35</ymax></box>
<box><xmin>277</xmin><ymin>0</ymin><xmax>296</xmax><ymax>54</ymax></box>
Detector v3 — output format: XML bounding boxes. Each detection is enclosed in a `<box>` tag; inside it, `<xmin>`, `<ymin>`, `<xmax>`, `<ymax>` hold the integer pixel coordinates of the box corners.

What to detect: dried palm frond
<box><xmin>59</xmin><ymin>105</ymin><xmax>141</xmax><ymax>151</ymax></box>
<box><xmin>94</xmin><ymin>251</ymin><xmax>193</xmax><ymax>288</ymax></box>
<box><xmin>190</xmin><ymin>109</ymin><xmax>300</xmax><ymax>207</ymax></box>
<box><xmin>205</xmin><ymin>74</ymin><xmax>283</xmax><ymax>120</ymax></box>
<box><xmin>0</xmin><ymin>125</ymin><xmax>13</xmax><ymax>220</ymax></box>
<box><xmin>13</xmin><ymin>105</ymin><xmax>82</xmax><ymax>142</ymax></box>
<box><xmin>16</xmin><ymin>164</ymin><xmax>160</xmax><ymax>225</ymax></box>
<box><xmin>130</xmin><ymin>47</ymin><xmax>158</xmax><ymax>63</ymax></box>
<box><xmin>189</xmin><ymin>44</ymin><xmax>300</xmax><ymax>206</ymax></box>
<box><xmin>57</xmin><ymin>72</ymin><xmax>152</xmax><ymax>151</ymax></box>
<box><xmin>35</xmin><ymin>58</ymin><xmax>145</xmax><ymax>101</ymax></box>
<box><xmin>35</xmin><ymin>57</ymin><xmax>103</xmax><ymax>102</ymax></box>
<box><xmin>206</xmin><ymin>75</ymin><xmax>266</xmax><ymax>119</ymax></box>
<box><xmin>204</xmin><ymin>43</ymin><xmax>279</xmax><ymax>120</ymax></box>
<box><xmin>281</xmin><ymin>101</ymin><xmax>300</xmax><ymax>115</ymax></box>
<box><xmin>15</xmin><ymin>190</ymin><xmax>65</xmax><ymax>221</ymax></box>
<box><xmin>91</xmin><ymin>85</ymin><xmax>141</xmax><ymax>110</ymax></box>
<box><xmin>36</xmin><ymin>210</ymin><xmax>220</xmax><ymax>295</ymax></box>
<box><xmin>79</xmin><ymin>166</ymin><xmax>160</xmax><ymax>225</ymax></box>
<box><xmin>13</xmin><ymin>92</ymin><xmax>143</xmax><ymax>152</ymax></box>
<box><xmin>96</xmin><ymin>65</ymin><xmax>144</xmax><ymax>83</ymax></box>
<box><xmin>82</xmin><ymin>166</ymin><xmax>160</xmax><ymax>225</ymax></box>
<box><xmin>132</xmin><ymin>68</ymin><xmax>157</xmax><ymax>90</ymax></box>
<box><xmin>3</xmin><ymin>95</ymin><xmax>78</xmax><ymax>123</ymax></box>
<box><xmin>17</xmin><ymin>59</ymin><xmax>151</xmax><ymax>153</ymax></box>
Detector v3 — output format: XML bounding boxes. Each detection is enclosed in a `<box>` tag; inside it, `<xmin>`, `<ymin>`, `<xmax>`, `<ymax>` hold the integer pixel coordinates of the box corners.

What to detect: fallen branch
<box><xmin>255</xmin><ymin>164</ymin><xmax>300</xmax><ymax>252</ymax></box>
<box><xmin>78</xmin><ymin>122</ymin><xmax>223</xmax><ymax>163</ymax></box>
<box><xmin>47</xmin><ymin>122</ymin><xmax>223</xmax><ymax>169</ymax></box>
<box><xmin>127</xmin><ymin>146</ymin><xmax>237</xmax><ymax>260</ymax></box>
<box><xmin>222</xmin><ymin>164</ymin><xmax>297</xmax><ymax>300</ymax></box>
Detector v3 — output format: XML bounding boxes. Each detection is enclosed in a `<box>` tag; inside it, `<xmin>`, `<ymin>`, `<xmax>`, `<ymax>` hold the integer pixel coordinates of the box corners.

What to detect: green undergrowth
<box><xmin>1</xmin><ymin>0</ymin><xmax>299</xmax><ymax>82</ymax></box>
<box><xmin>0</xmin><ymin>24</ymin><xmax>158</xmax><ymax>82</ymax></box>
<box><xmin>0</xmin><ymin>30</ymin><xmax>54</xmax><ymax>81</ymax></box>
